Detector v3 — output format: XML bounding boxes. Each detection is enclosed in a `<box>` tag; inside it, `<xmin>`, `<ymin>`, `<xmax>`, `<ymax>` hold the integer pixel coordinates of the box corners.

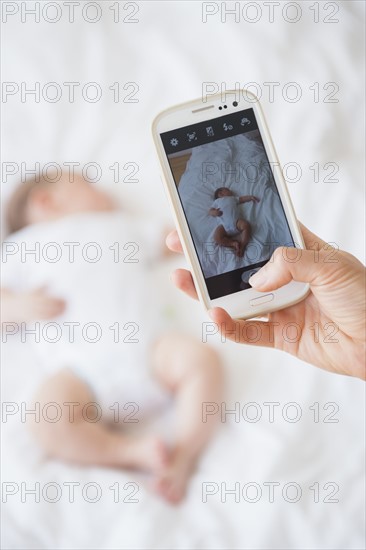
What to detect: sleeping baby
<box><xmin>209</xmin><ymin>186</ymin><xmax>260</xmax><ymax>257</ymax></box>
<box><xmin>2</xmin><ymin>173</ymin><xmax>222</xmax><ymax>504</ymax></box>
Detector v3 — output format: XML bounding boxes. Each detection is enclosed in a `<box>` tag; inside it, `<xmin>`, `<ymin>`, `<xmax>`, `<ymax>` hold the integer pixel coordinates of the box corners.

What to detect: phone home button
<box><xmin>250</xmin><ymin>293</ymin><xmax>274</xmax><ymax>307</ymax></box>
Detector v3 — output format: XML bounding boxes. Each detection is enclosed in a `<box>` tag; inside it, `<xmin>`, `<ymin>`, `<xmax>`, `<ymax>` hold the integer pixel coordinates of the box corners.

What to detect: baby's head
<box><xmin>6</xmin><ymin>173</ymin><xmax>116</xmax><ymax>234</ymax></box>
<box><xmin>214</xmin><ymin>187</ymin><xmax>233</xmax><ymax>199</ymax></box>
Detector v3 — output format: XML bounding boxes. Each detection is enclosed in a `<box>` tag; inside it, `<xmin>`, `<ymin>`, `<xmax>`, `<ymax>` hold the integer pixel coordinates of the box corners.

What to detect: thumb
<box><xmin>249</xmin><ymin>246</ymin><xmax>333</xmax><ymax>291</ymax></box>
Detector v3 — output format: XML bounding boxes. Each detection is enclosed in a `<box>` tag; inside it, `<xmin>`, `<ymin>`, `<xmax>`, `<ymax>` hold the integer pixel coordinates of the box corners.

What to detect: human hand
<box><xmin>239</xmin><ymin>195</ymin><xmax>260</xmax><ymax>204</ymax></box>
<box><xmin>209</xmin><ymin>208</ymin><xmax>223</xmax><ymax>217</ymax></box>
<box><xmin>160</xmin><ymin>226</ymin><xmax>177</xmax><ymax>258</ymax></box>
<box><xmin>166</xmin><ymin>224</ymin><xmax>366</xmax><ymax>379</ymax></box>
<box><xmin>2</xmin><ymin>287</ymin><xmax>66</xmax><ymax>323</ymax></box>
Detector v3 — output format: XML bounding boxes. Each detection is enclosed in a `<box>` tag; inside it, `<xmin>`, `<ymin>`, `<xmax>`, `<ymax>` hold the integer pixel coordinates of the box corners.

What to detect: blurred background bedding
<box><xmin>1</xmin><ymin>1</ymin><xmax>365</xmax><ymax>549</ymax></box>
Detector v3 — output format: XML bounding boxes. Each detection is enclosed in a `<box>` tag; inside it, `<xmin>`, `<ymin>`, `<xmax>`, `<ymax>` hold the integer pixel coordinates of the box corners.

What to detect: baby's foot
<box><xmin>119</xmin><ymin>435</ymin><xmax>168</xmax><ymax>474</ymax></box>
<box><xmin>237</xmin><ymin>243</ymin><xmax>245</xmax><ymax>257</ymax></box>
<box><xmin>232</xmin><ymin>241</ymin><xmax>241</xmax><ymax>256</ymax></box>
<box><xmin>153</xmin><ymin>449</ymin><xmax>196</xmax><ymax>504</ymax></box>
<box><xmin>232</xmin><ymin>240</ymin><xmax>245</xmax><ymax>257</ymax></box>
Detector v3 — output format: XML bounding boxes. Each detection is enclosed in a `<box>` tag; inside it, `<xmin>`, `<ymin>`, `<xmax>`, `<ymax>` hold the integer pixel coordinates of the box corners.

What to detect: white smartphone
<box><xmin>152</xmin><ymin>91</ymin><xmax>309</xmax><ymax>319</ymax></box>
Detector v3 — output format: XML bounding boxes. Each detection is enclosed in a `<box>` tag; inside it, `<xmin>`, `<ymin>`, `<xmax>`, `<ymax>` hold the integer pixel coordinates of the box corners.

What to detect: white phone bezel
<box><xmin>152</xmin><ymin>91</ymin><xmax>309</xmax><ymax>319</ymax></box>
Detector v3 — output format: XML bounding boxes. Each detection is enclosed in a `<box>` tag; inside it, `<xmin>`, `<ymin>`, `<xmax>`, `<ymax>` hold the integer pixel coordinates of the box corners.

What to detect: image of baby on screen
<box><xmin>168</xmin><ymin>131</ymin><xmax>295</xmax><ymax>297</ymax></box>
<box><xmin>209</xmin><ymin>186</ymin><xmax>260</xmax><ymax>258</ymax></box>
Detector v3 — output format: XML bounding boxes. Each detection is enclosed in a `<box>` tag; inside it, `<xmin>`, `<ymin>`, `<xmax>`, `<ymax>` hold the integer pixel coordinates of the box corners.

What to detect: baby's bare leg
<box><xmin>151</xmin><ymin>333</ymin><xmax>223</xmax><ymax>503</ymax></box>
<box><xmin>29</xmin><ymin>368</ymin><xmax>167</xmax><ymax>472</ymax></box>
<box><xmin>214</xmin><ymin>225</ymin><xmax>240</xmax><ymax>254</ymax></box>
<box><xmin>236</xmin><ymin>219</ymin><xmax>251</xmax><ymax>257</ymax></box>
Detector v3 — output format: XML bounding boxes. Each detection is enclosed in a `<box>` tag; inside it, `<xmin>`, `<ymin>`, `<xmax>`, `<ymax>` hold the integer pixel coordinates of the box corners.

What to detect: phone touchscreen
<box><xmin>160</xmin><ymin>108</ymin><xmax>295</xmax><ymax>299</ymax></box>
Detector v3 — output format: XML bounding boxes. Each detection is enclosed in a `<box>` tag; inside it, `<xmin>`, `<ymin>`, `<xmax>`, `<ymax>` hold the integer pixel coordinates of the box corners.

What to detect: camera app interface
<box><xmin>160</xmin><ymin>108</ymin><xmax>295</xmax><ymax>299</ymax></box>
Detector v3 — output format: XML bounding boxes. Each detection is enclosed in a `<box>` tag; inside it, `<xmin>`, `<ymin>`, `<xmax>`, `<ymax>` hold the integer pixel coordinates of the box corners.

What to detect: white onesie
<box><xmin>212</xmin><ymin>195</ymin><xmax>240</xmax><ymax>236</ymax></box>
<box><xmin>2</xmin><ymin>211</ymin><xmax>172</xmax><ymax>419</ymax></box>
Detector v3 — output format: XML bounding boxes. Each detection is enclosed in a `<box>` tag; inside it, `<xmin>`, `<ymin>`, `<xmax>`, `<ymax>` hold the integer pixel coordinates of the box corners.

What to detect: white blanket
<box><xmin>1</xmin><ymin>1</ymin><xmax>365</xmax><ymax>549</ymax></box>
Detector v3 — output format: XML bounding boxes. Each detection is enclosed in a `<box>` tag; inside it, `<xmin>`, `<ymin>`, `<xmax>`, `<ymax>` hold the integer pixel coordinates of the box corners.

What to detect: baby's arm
<box><xmin>238</xmin><ymin>195</ymin><xmax>260</xmax><ymax>204</ymax></box>
<box><xmin>1</xmin><ymin>287</ymin><xmax>65</xmax><ymax>324</ymax></box>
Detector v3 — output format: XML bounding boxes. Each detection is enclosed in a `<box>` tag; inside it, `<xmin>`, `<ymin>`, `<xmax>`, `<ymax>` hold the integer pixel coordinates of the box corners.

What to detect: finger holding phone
<box><xmin>165</xmin><ymin>224</ymin><xmax>366</xmax><ymax>380</ymax></box>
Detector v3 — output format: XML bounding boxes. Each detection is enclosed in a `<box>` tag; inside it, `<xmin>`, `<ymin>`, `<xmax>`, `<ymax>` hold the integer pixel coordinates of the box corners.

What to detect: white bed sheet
<box><xmin>1</xmin><ymin>1</ymin><xmax>365</xmax><ymax>549</ymax></box>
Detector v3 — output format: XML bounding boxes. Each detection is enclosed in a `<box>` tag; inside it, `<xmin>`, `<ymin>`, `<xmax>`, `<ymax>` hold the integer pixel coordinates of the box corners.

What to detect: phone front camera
<box><xmin>233</xmin><ymin>101</ymin><xmax>238</xmax><ymax>107</ymax></box>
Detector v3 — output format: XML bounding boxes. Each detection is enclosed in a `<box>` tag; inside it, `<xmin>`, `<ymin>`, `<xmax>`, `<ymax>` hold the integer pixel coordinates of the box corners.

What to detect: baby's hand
<box><xmin>209</xmin><ymin>208</ymin><xmax>223</xmax><ymax>217</ymax></box>
<box><xmin>3</xmin><ymin>287</ymin><xmax>66</xmax><ymax>323</ymax></box>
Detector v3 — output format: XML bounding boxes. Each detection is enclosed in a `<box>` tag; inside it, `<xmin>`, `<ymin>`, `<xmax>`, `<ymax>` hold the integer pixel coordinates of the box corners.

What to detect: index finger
<box><xmin>166</xmin><ymin>230</ymin><xmax>183</xmax><ymax>254</ymax></box>
<box><xmin>209</xmin><ymin>307</ymin><xmax>274</xmax><ymax>348</ymax></box>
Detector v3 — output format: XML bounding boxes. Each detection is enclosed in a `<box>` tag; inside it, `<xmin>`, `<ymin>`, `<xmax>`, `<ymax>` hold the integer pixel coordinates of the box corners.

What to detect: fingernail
<box><xmin>249</xmin><ymin>268</ymin><xmax>267</xmax><ymax>287</ymax></box>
